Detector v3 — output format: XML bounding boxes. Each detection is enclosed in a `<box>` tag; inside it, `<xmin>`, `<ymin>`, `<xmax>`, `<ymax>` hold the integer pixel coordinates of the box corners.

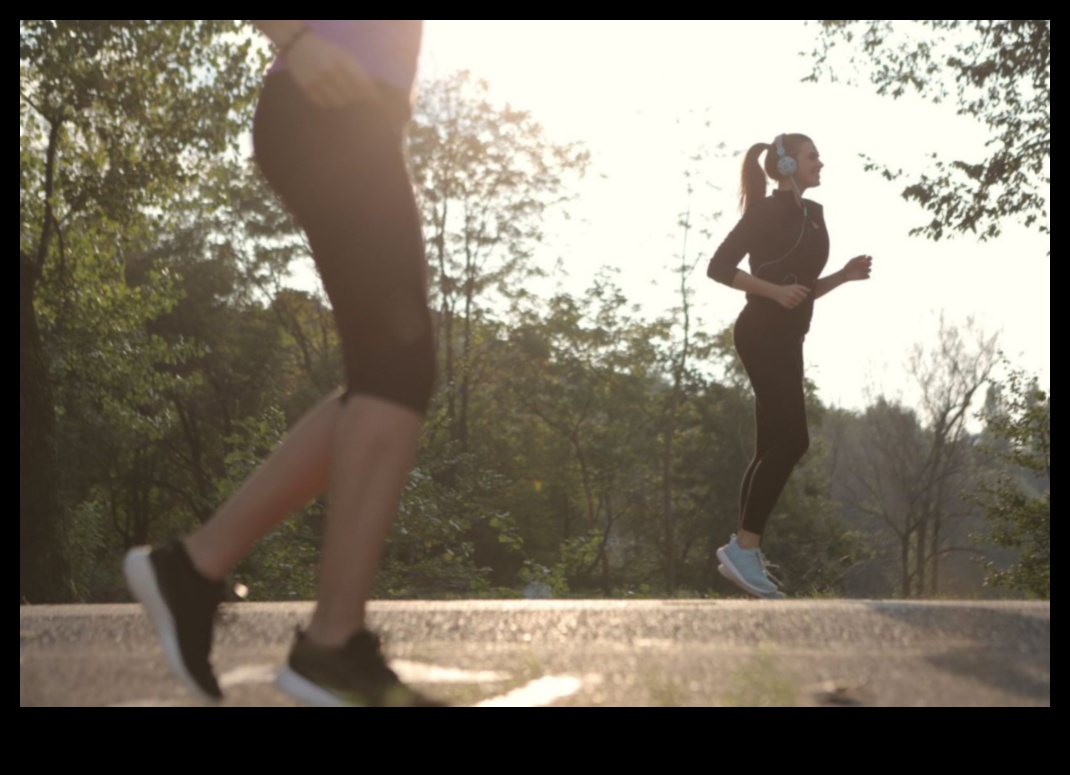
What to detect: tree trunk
<box><xmin>21</xmin><ymin>250</ymin><xmax>70</xmax><ymax>602</ymax></box>
<box><xmin>661</xmin><ymin>408</ymin><xmax>677</xmax><ymax>593</ymax></box>
<box><xmin>915</xmin><ymin>516</ymin><xmax>928</xmax><ymax>598</ymax></box>
<box><xmin>900</xmin><ymin>531</ymin><xmax>911</xmax><ymax>598</ymax></box>
<box><xmin>459</xmin><ymin>277</ymin><xmax>473</xmax><ymax>452</ymax></box>
<box><xmin>930</xmin><ymin>515</ymin><xmax>942</xmax><ymax>597</ymax></box>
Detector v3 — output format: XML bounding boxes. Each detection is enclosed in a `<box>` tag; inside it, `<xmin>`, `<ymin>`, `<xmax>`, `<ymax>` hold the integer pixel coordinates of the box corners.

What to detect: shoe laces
<box><xmin>757</xmin><ymin>551</ymin><xmax>784</xmax><ymax>588</ymax></box>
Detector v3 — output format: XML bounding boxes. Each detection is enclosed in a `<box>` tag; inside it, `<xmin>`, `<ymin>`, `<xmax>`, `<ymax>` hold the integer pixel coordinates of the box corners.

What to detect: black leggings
<box><xmin>733</xmin><ymin>303</ymin><xmax>810</xmax><ymax>536</ymax></box>
<box><xmin>251</xmin><ymin>73</ymin><xmax>435</xmax><ymax>414</ymax></box>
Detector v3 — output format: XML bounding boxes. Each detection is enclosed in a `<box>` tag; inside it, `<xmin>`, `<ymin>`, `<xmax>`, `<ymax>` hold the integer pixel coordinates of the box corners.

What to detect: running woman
<box><xmin>124</xmin><ymin>20</ymin><xmax>440</xmax><ymax>705</ymax></box>
<box><xmin>707</xmin><ymin>133</ymin><xmax>873</xmax><ymax>599</ymax></box>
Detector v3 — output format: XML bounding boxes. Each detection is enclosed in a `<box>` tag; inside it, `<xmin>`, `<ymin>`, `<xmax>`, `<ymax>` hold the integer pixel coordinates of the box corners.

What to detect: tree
<box><xmin>656</xmin><ymin>144</ymin><xmax>719</xmax><ymax>592</ymax></box>
<box><xmin>407</xmin><ymin>71</ymin><xmax>589</xmax><ymax>453</ymax></box>
<box><xmin>808</xmin><ymin>20</ymin><xmax>1050</xmax><ymax>246</ymax></box>
<box><xmin>502</xmin><ymin>275</ymin><xmax>663</xmax><ymax>594</ymax></box>
<box><xmin>831</xmin><ymin>318</ymin><xmax>998</xmax><ymax>597</ymax></box>
<box><xmin>20</xmin><ymin>20</ymin><xmax>263</xmax><ymax>601</ymax></box>
<box><xmin>973</xmin><ymin>366</ymin><xmax>1049</xmax><ymax>598</ymax></box>
<box><xmin>48</xmin><ymin>160</ymin><xmax>321</xmax><ymax>601</ymax></box>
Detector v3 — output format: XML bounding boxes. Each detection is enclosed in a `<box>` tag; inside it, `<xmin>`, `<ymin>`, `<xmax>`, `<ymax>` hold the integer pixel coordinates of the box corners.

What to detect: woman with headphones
<box><xmin>707</xmin><ymin>133</ymin><xmax>872</xmax><ymax>599</ymax></box>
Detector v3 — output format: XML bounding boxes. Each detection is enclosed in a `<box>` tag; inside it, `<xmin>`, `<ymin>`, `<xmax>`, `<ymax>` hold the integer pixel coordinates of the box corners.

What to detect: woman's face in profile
<box><xmin>792</xmin><ymin>141</ymin><xmax>823</xmax><ymax>190</ymax></box>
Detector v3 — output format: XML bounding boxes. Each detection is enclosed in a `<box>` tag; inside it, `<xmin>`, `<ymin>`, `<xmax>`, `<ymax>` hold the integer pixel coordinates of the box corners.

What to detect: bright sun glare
<box><xmin>413</xmin><ymin>21</ymin><xmax>1050</xmax><ymax>410</ymax></box>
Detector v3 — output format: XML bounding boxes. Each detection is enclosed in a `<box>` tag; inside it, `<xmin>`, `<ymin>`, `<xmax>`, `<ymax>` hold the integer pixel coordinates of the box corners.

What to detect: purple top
<box><xmin>267</xmin><ymin>20</ymin><xmax>423</xmax><ymax>96</ymax></box>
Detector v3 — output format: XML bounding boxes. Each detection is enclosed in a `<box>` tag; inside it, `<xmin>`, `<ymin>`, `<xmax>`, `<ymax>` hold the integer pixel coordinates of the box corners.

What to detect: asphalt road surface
<box><xmin>20</xmin><ymin>600</ymin><xmax>1050</xmax><ymax>707</ymax></box>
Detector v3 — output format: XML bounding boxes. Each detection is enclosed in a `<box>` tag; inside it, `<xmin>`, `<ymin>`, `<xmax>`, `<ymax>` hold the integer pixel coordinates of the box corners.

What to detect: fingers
<box><xmin>779</xmin><ymin>284</ymin><xmax>810</xmax><ymax>309</ymax></box>
<box><xmin>288</xmin><ymin>36</ymin><xmax>377</xmax><ymax>108</ymax></box>
<box><xmin>330</xmin><ymin>59</ymin><xmax>376</xmax><ymax>106</ymax></box>
<box><xmin>306</xmin><ymin>60</ymin><xmax>374</xmax><ymax>108</ymax></box>
<box><xmin>849</xmin><ymin>255</ymin><xmax>873</xmax><ymax>280</ymax></box>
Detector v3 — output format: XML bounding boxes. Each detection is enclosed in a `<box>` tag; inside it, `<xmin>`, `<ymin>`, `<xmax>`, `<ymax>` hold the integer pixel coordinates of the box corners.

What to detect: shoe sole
<box><xmin>717</xmin><ymin>563</ymin><xmax>786</xmax><ymax>600</ymax></box>
<box><xmin>276</xmin><ymin>666</ymin><xmax>368</xmax><ymax>707</ymax></box>
<box><xmin>715</xmin><ymin>552</ymin><xmax>786</xmax><ymax>600</ymax></box>
<box><xmin>123</xmin><ymin>547</ymin><xmax>220</xmax><ymax>703</ymax></box>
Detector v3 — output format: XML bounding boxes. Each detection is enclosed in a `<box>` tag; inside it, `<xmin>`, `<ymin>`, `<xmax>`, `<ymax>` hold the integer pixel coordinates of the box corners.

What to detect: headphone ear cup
<box><xmin>774</xmin><ymin>134</ymin><xmax>798</xmax><ymax>177</ymax></box>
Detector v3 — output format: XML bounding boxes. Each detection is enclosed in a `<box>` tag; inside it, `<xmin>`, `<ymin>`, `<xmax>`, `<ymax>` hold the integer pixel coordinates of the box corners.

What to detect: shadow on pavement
<box><xmin>867</xmin><ymin>602</ymin><xmax>1049</xmax><ymax>702</ymax></box>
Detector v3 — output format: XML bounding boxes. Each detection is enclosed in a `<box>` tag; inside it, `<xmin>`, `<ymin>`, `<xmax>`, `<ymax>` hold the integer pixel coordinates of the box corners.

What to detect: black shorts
<box><xmin>251</xmin><ymin>73</ymin><xmax>435</xmax><ymax>413</ymax></box>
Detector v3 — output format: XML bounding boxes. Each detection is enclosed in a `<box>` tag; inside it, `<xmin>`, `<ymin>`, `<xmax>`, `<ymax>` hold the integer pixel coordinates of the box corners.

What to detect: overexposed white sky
<box><xmin>414</xmin><ymin>20</ymin><xmax>1049</xmax><ymax>411</ymax></box>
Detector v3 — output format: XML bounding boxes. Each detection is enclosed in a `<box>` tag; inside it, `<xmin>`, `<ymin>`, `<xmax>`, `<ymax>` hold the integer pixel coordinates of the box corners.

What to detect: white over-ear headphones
<box><xmin>774</xmin><ymin>134</ymin><xmax>797</xmax><ymax>178</ymax></box>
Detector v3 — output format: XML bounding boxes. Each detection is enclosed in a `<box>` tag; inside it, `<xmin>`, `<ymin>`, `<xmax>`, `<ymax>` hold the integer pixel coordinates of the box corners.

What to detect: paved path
<box><xmin>20</xmin><ymin>600</ymin><xmax>1050</xmax><ymax>706</ymax></box>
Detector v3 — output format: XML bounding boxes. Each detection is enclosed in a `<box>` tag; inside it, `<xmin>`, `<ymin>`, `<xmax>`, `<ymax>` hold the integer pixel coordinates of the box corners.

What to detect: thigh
<box><xmin>735</xmin><ymin>312</ymin><xmax>806</xmax><ymax>437</ymax></box>
<box><xmin>252</xmin><ymin>74</ymin><xmax>428</xmax><ymax>347</ymax></box>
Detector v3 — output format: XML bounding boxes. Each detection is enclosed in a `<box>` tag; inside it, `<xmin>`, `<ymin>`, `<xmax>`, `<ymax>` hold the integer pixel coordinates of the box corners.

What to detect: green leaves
<box><xmin>808</xmin><ymin>20</ymin><xmax>1050</xmax><ymax>246</ymax></box>
<box><xmin>972</xmin><ymin>364</ymin><xmax>1050</xmax><ymax>598</ymax></box>
<box><xmin>20</xmin><ymin>21</ymin><xmax>266</xmax><ymax>601</ymax></box>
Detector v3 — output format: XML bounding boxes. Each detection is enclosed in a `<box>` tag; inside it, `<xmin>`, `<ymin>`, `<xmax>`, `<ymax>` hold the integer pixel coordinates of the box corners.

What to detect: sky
<box><xmin>410</xmin><ymin>20</ymin><xmax>1050</xmax><ymax>413</ymax></box>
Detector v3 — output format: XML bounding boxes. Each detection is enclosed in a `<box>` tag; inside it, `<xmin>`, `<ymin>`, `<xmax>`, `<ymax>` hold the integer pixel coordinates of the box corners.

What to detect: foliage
<box><xmin>808</xmin><ymin>20</ymin><xmax>1050</xmax><ymax>245</ymax></box>
<box><xmin>20</xmin><ymin>20</ymin><xmax>265</xmax><ymax>601</ymax></box>
<box><xmin>20</xmin><ymin>21</ymin><xmax>263</xmax><ymax>222</ymax></box>
<box><xmin>973</xmin><ymin>366</ymin><xmax>1050</xmax><ymax>598</ymax></box>
<box><xmin>500</xmin><ymin>274</ymin><xmax>667</xmax><ymax>594</ymax></box>
<box><xmin>408</xmin><ymin>70</ymin><xmax>590</xmax><ymax>450</ymax></box>
<box><xmin>222</xmin><ymin>408</ymin><xmax>322</xmax><ymax>601</ymax></box>
<box><xmin>377</xmin><ymin>450</ymin><xmax>521</xmax><ymax>599</ymax></box>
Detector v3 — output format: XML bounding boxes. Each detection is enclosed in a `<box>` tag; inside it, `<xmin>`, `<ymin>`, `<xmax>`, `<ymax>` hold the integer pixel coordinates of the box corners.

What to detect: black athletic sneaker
<box><xmin>276</xmin><ymin>629</ymin><xmax>444</xmax><ymax>707</ymax></box>
<box><xmin>123</xmin><ymin>541</ymin><xmax>226</xmax><ymax>701</ymax></box>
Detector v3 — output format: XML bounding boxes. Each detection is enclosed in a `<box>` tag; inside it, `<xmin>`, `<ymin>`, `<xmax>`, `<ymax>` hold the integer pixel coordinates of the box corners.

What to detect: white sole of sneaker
<box><xmin>276</xmin><ymin>666</ymin><xmax>367</xmax><ymax>707</ymax></box>
<box><xmin>717</xmin><ymin>564</ymin><xmax>786</xmax><ymax>600</ymax></box>
<box><xmin>715</xmin><ymin>550</ymin><xmax>786</xmax><ymax>600</ymax></box>
<box><xmin>123</xmin><ymin>547</ymin><xmax>220</xmax><ymax>703</ymax></box>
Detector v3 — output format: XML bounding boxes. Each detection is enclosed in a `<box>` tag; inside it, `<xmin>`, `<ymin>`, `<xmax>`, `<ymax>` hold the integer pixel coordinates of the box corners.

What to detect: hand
<box><xmin>285</xmin><ymin>31</ymin><xmax>378</xmax><ymax>108</ymax></box>
<box><xmin>843</xmin><ymin>254</ymin><xmax>873</xmax><ymax>281</ymax></box>
<box><xmin>773</xmin><ymin>284</ymin><xmax>811</xmax><ymax>310</ymax></box>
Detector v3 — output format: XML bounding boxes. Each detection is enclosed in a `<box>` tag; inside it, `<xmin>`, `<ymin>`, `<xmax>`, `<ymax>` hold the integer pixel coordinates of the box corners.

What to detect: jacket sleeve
<box><xmin>706</xmin><ymin>209</ymin><xmax>756</xmax><ymax>287</ymax></box>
